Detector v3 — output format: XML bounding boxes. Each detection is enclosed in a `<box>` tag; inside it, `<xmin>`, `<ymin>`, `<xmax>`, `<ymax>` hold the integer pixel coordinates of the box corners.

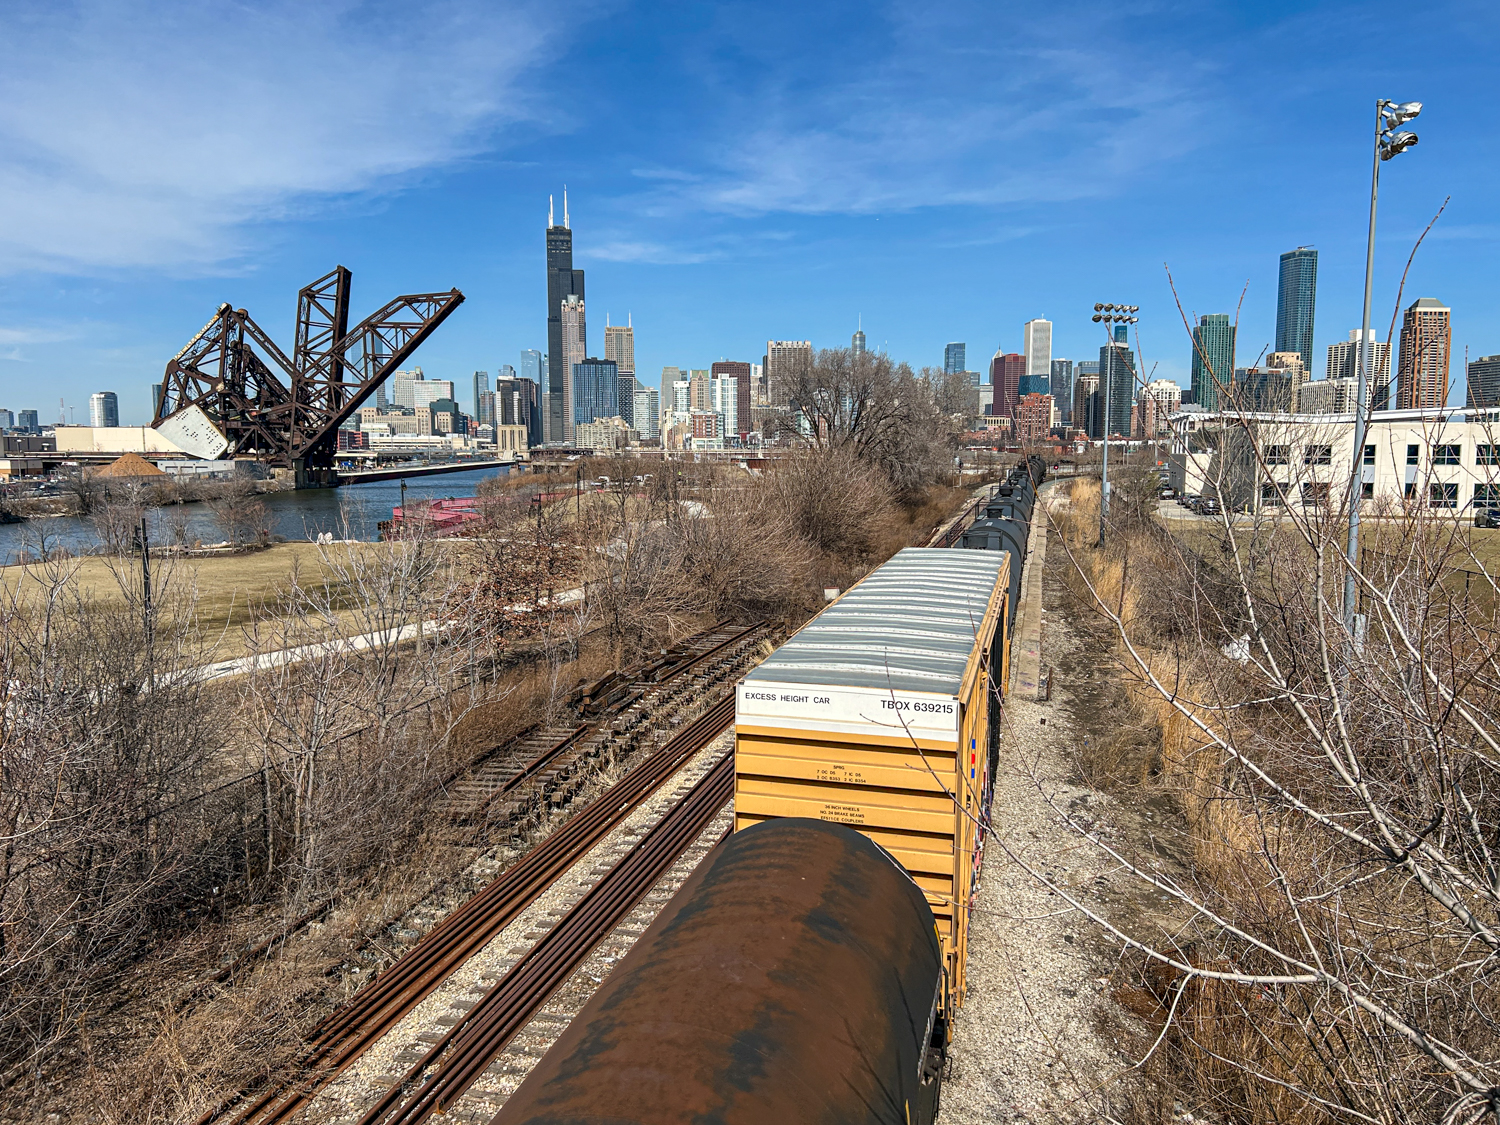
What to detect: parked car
<box><xmin>1476</xmin><ymin>507</ymin><xmax>1499</xmax><ymax>529</ymax></box>
<box><xmin>1180</xmin><ymin>495</ymin><xmax>1201</xmax><ymax>509</ymax></box>
<box><xmin>1158</xmin><ymin>487</ymin><xmax>1177</xmax><ymax>500</ymax></box>
<box><xmin>1199</xmin><ymin>498</ymin><xmax>1222</xmax><ymax>516</ymax></box>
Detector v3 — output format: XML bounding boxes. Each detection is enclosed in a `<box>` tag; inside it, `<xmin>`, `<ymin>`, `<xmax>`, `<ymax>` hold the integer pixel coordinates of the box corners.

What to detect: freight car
<box><xmin>733</xmin><ymin>547</ymin><xmax>1009</xmax><ymax>1010</ymax></box>
<box><xmin>492</xmin><ymin>818</ymin><xmax>947</xmax><ymax>1125</ymax></box>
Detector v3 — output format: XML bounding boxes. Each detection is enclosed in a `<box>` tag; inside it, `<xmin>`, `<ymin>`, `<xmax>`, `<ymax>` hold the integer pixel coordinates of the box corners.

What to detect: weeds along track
<box><xmin>204</xmin><ymin>624</ymin><xmax>761</xmax><ymax>1125</ymax></box>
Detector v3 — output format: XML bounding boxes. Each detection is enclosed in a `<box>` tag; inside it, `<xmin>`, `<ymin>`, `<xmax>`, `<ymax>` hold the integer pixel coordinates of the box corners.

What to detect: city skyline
<box><xmin>1</xmin><ymin>2</ymin><xmax>1497</xmax><ymax>423</ymax></box>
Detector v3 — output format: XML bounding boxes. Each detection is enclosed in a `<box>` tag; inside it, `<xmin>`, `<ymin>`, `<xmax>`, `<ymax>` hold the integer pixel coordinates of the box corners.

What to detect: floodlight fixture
<box><xmin>1093</xmin><ymin>303</ymin><xmax>1104</xmax><ymax>311</ymax></box>
<box><xmin>1382</xmin><ymin>100</ymin><xmax>1422</xmax><ymax>128</ymax></box>
<box><xmin>1091</xmin><ymin>313</ymin><xmax>1103</xmax><ymax>322</ymax></box>
<box><xmin>1380</xmin><ymin>131</ymin><xmax>1419</xmax><ymax>159</ymax></box>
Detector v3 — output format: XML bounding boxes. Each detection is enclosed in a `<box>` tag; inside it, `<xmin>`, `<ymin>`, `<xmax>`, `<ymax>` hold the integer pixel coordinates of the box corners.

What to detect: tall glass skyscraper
<box><xmin>1275</xmin><ymin>247</ymin><xmax>1318</xmax><ymax>377</ymax></box>
<box><xmin>1191</xmin><ymin>314</ymin><xmax>1236</xmax><ymax>411</ymax></box>
<box><xmin>1050</xmin><ymin>359</ymin><xmax>1074</xmax><ymax>423</ymax></box>
<box><xmin>944</xmin><ymin>343</ymin><xmax>966</xmax><ymax>376</ymax></box>
<box><xmin>546</xmin><ymin>192</ymin><xmax>585</xmax><ymax>444</ymax></box>
<box><xmin>572</xmin><ymin>358</ymin><xmax>619</xmax><ymax>426</ymax></box>
<box><xmin>1099</xmin><ymin>324</ymin><xmax>1135</xmax><ymax>437</ymax></box>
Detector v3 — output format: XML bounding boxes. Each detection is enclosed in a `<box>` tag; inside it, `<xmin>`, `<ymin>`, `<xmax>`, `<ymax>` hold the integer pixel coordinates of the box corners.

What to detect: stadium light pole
<box><xmin>1342</xmin><ymin>99</ymin><xmax>1421</xmax><ymax>641</ymax></box>
<box><xmin>1092</xmin><ymin>303</ymin><xmax>1139</xmax><ymax>547</ymax></box>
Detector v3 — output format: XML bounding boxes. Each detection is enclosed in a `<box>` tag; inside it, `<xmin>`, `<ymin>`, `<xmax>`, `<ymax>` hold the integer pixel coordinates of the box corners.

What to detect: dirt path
<box><xmin>941</xmin><ymin>501</ymin><xmax>1174</xmax><ymax>1124</ymax></box>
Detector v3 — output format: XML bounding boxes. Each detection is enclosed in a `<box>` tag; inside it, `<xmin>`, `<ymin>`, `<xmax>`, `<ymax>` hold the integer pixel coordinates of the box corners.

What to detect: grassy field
<box><xmin>1</xmin><ymin>542</ymin><xmax>454</xmax><ymax>661</ymax></box>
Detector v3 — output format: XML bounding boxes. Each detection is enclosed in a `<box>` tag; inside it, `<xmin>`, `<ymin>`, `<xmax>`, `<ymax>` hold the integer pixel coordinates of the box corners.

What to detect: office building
<box><xmin>546</xmin><ymin>191</ymin><xmax>585</xmax><ymax>443</ymax></box>
<box><xmin>712</xmin><ymin>360</ymin><xmax>752</xmax><ymax>438</ymax></box>
<box><xmin>1396</xmin><ymin>298</ymin><xmax>1451</xmax><ymax>411</ymax></box>
<box><xmin>1191</xmin><ymin>314</ymin><xmax>1235</xmax><ymax>412</ymax></box>
<box><xmin>604</xmin><ymin>320</ymin><xmax>635</xmax><ymax>378</ymax></box>
<box><xmin>89</xmin><ymin>391</ymin><xmax>119</xmax><ymax>429</ymax></box>
<box><xmin>689</xmin><ymin>370</ymin><xmax>712</xmax><ymax>412</ymax></box>
<box><xmin>559</xmin><ymin>294</ymin><xmax>588</xmax><ymax>441</ymax></box>
<box><xmin>945</xmin><ymin>343</ymin><xmax>966</xmax><ymax>377</ymax></box>
<box><xmin>633</xmin><ymin>388</ymin><xmax>661</xmax><ymax>439</ymax></box>
<box><xmin>1023</xmin><ymin>319</ymin><xmax>1052</xmax><ymax>385</ymax></box>
<box><xmin>1015</xmin><ymin>393</ymin><xmax>1054</xmax><ymax>447</ymax></box>
<box><xmin>990</xmin><ymin>350</ymin><xmax>1024</xmax><ymax>418</ymax></box>
<box><xmin>476</xmin><ymin>390</ymin><xmax>496</xmax><ymax>428</ymax></box>
<box><xmin>765</xmin><ymin>340</ymin><xmax>812</xmax><ymax>407</ymax></box>
<box><xmin>571</xmin><ymin>358</ymin><xmax>619</xmax><ymax>427</ymax></box>
<box><xmin>18</xmin><ymin>410</ymin><xmax>39</xmax><ymax>434</ymax></box>
<box><xmin>1467</xmin><ymin>356</ymin><xmax>1500</xmax><ymax>409</ymax></box>
<box><xmin>1100</xmin><ymin>324</ymin><xmax>1136</xmax><ymax>437</ymax></box>
<box><xmin>473</xmin><ymin>370</ymin><xmax>490</xmax><ymax>417</ymax></box>
<box><xmin>393</xmin><ymin>368</ymin><xmax>423</xmax><ymax>409</ymax></box>
<box><xmin>496</xmin><ymin>374</ymin><xmax>542</xmax><ymax>446</ymax></box>
<box><xmin>672</xmin><ymin>379</ymin><xmax>691</xmax><ymax>415</ymax></box>
<box><xmin>413</xmin><ymin>380</ymin><xmax>456</xmax><ymax>409</ymax></box>
<box><xmin>373</xmin><ymin>380</ymin><xmax>387</xmax><ymax>411</ymax></box>
<box><xmin>1051</xmin><ymin>360</ymin><xmax>1074</xmax><ymax>423</ymax></box>
<box><xmin>150</xmin><ymin>382</ymin><xmax>164</xmax><ymax>419</ymax></box>
<box><xmin>1275</xmin><ymin>247</ymin><xmax>1318</xmax><ymax>377</ymax></box>
<box><xmin>520</xmin><ymin>349</ymin><xmax>543</xmax><ymax>390</ymax></box>
<box><xmin>852</xmin><ymin>320</ymin><xmax>866</xmax><ymax>356</ymax></box>
<box><xmin>0</xmin><ymin>409</ymin><xmax>12</xmax><ymax>431</ymax></box>
<box><xmin>426</xmin><ymin>397</ymin><xmax>464</xmax><ymax>436</ymax></box>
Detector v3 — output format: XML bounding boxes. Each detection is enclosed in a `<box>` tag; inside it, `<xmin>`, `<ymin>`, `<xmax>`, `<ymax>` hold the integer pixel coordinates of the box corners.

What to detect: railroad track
<box><xmin>354</xmin><ymin>755</ymin><xmax>734</xmax><ymax>1125</ymax></box>
<box><xmin>208</xmin><ymin>696</ymin><xmax>738</xmax><ymax>1125</ymax></box>
<box><xmin>442</xmin><ymin>620</ymin><xmax>764</xmax><ymax>829</ymax></box>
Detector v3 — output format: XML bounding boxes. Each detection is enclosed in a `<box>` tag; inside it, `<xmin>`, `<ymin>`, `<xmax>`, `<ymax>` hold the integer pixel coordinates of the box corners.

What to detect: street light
<box><xmin>1090</xmin><ymin>305</ymin><xmax>1139</xmax><ymax>546</ymax></box>
<box><xmin>1343</xmin><ymin>98</ymin><xmax>1422</xmax><ymax>641</ymax></box>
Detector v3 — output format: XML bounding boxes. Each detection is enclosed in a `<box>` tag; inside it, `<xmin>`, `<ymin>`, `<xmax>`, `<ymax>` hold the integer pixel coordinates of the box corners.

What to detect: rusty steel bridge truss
<box><xmin>153</xmin><ymin>266</ymin><xmax>464</xmax><ymax>474</ymax></box>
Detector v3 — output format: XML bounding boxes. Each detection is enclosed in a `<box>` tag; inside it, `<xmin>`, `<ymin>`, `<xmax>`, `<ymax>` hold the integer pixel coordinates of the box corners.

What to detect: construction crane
<box><xmin>153</xmin><ymin>266</ymin><xmax>464</xmax><ymax>486</ymax></box>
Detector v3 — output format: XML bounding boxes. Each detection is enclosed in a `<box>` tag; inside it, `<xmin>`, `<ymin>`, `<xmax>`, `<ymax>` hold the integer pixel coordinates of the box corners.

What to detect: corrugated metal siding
<box><xmin>744</xmin><ymin>548</ymin><xmax>1007</xmax><ymax>696</ymax></box>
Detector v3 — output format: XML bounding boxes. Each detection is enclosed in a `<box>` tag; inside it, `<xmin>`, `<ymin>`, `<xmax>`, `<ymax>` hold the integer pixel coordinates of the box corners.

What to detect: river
<box><xmin>0</xmin><ymin>465</ymin><xmax>513</xmax><ymax>564</ymax></box>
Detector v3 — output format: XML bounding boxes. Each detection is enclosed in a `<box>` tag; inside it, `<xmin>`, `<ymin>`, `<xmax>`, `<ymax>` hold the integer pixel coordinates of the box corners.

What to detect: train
<box><xmin>493</xmin><ymin>459</ymin><xmax>1043</xmax><ymax>1125</ymax></box>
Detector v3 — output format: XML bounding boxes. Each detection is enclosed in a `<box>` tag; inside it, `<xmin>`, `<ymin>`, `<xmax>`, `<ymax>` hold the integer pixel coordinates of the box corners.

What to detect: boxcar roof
<box><xmin>745</xmin><ymin>547</ymin><xmax>1007</xmax><ymax>696</ymax></box>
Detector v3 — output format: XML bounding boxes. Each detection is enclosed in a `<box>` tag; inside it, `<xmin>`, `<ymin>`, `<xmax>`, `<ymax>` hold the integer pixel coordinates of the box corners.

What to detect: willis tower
<box><xmin>546</xmin><ymin>192</ymin><xmax>585</xmax><ymax>444</ymax></box>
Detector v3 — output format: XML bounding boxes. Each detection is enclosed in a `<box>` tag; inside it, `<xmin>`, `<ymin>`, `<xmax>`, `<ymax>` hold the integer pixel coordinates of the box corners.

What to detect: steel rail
<box><xmin>360</xmin><ymin>756</ymin><xmax>734</xmax><ymax>1125</ymax></box>
<box><xmin>211</xmin><ymin>694</ymin><xmax>736</xmax><ymax>1125</ymax></box>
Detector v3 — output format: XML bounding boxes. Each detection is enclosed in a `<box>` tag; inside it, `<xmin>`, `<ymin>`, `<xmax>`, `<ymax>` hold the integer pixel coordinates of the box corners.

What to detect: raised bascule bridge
<box><xmin>152</xmin><ymin>267</ymin><xmax>464</xmax><ymax>488</ymax></box>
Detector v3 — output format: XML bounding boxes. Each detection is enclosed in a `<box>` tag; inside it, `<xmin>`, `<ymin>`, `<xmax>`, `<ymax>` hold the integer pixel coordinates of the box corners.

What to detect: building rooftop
<box><xmin>744</xmin><ymin>548</ymin><xmax>1005</xmax><ymax>696</ymax></box>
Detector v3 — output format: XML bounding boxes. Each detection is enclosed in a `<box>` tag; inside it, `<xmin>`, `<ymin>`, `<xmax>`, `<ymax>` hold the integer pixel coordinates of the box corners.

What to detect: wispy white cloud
<box><xmin>644</xmin><ymin>2</ymin><xmax>1213</xmax><ymax>220</ymax></box>
<box><xmin>0</xmin><ymin>325</ymin><xmax>76</xmax><ymax>346</ymax></box>
<box><xmin>589</xmin><ymin>240</ymin><xmax>716</xmax><ymax>265</ymax></box>
<box><xmin>0</xmin><ymin>0</ymin><xmax>587</xmax><ymax>276</ymax></box>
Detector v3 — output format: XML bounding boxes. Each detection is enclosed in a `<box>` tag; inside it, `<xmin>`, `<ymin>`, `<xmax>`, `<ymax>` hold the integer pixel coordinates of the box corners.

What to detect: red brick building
<box><xmin>1015</xmin><ymin>393</ymin><xmax>1054</xmax><ymax>447</ymax></box>
<box><xmin>990</xmin><ymin>352</ymin><xmax>1025</xmax><ymax>418</ymax></box>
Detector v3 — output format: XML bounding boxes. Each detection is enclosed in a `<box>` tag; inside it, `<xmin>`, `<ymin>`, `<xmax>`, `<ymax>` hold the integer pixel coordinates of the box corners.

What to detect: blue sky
<box><xmin>1</xmin><ymin>0</ymin><xmax>1496</xmax><ymax>424</ymax></box>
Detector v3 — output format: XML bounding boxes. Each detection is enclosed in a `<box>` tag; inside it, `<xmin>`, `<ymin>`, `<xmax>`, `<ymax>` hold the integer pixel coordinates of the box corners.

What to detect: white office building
<box><xmin>1023</xmin><ymin>319</ymin><xmax>1053</xmax><ymax>381</ymax></box>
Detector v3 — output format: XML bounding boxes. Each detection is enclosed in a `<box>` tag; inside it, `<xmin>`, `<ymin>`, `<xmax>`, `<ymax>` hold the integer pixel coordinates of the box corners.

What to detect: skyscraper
<box><xmin>476</xmin><ymin>390</ymin><xmax>496</xmax><ymax>429</ymax></box>
<box><xmin>944</xmin><ymin>343</ymin><xmax>966</xmax><ymax>376</ymax></box>
<box><xmin>990</xmin><ymin>350</ymin><xmax>1024</xmax><ymax>418</ymax></box>
<box><xmin>765</xmin><ymin>341</ymin><xmax>812</xmax><ymax>407</ymax></box>
<box><xmin>1265</xmin><ymin>352</ymin><xmax>1308</xmax><ymax>411</ymax></box>
<box><xmin>413</xmin><ymin>380</ymin><xmax>456</xmax><ymax>409</ymax></box>
<box><xmin>604</xmin><ymin>320</ymin><xmax>635</xmax><ymax>377</ymax></box>
<box><xmin>852</xmin><ymin>319</ymin><xmax>866</xmax><ymax>356</ymax></box>
<box><xmin>393</xmin><ymin>368</ymin><xmax>423</xmax><ymax>409</ymax></box>
<box><xmin>1050</xmin><ymin>360</ymin><xmax>1074</xmax><ymax>423</ymax></box>
<box><xmin>496</xmin><ymin>373</ymin><xmax>542</xmax><ymax>446</ymax></box>
<box><xmin>1100</xmin><ymin>324</ymin><xmax>1136</xmax><ymax>437</ymax></box>
<box><xmin>1396</xmin><ymin>297</ymin><xmax>1451</xmax><ymax>410</ymax></box>
<box><xmin>1326</xmin><ymin>329</ymin><xmax>1391</xmax><ymax>389</ymax></box>
<box><xmin>616</xmin><ymin>372</ymin><xmax>640</xmax><ymax>428</ymax></box>
<box><xmin>1191</xmin><ymin>314</ymin><xmax>1235</xmax><ymax>411</ymax></box>
<box><xmin>1073</xmin><ymin>372</ymin><xmax>1101</xmax><ymax>439</ymax></box>
<box><xmin>1275</xmin><ymin>247</ymin><xmax>1318</xmax><ymax>377</ymax></box>
<box><xmin>546</xmin><ymin>191</ymin><xmax>585</xmax><ymax>444</ymax></box>
<box><xmin>712</xmin><ymin>374</ymin><xmax>739</xmax><ymax>438</ymax></box>
<box><xmin>89</xmin><ymin>391</ymin><xmax>118</xmax><ymax>428</ymax></box>
<box><xmin>520</xmin><ymin>349</ymin><xmax>543</xmax><ymax>388</ymax></box>
<box><xmin>560</xmin><ymin>294</ymin><xmax>587</xmax><ymax>440</ymax></box>
<box><xmin>712</xmin><ymin>361</ymin><xmax>752</xmax><ymax>439</ymax></box>
<box><xmin>1022</xmin><ymin>319</ymin><xmax>1052</xmax><ymax>388</ymax></box>
<box><xmin>18</xmin><ymin>410</ymin><xmax>39</xmax><ymax>434</ymax></box>
<box><xmin>633</xmin><ymin>388</ymin><xmax>660</xmax><ymax>439</ymax></box>
<box><xmin>572</xmin><ymin>358</ymin><xmax>619</xmax><ymax>427</ymax></box>
<box><xmin>472</xmin><ymin>370</ymin><xmax>490</xmax><ymax>417</ymax></box>
<box><xmin>1467</xmin><ymin>356</ymin><xmax>1500</xmax><ymax>409</ymax></box>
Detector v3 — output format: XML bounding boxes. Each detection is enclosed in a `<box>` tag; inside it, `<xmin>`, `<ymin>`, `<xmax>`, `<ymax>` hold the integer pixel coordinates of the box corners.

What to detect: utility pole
<box><xmin>1342</xmin><ymin>98</ymin><xmax>1422</xmax><ymax>640</ymax></box>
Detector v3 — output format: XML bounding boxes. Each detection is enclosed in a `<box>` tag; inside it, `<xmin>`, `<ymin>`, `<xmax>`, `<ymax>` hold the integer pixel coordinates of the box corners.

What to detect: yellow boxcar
<box><xmin>734</xmin><ymin>547</ymin><xmax>1010</xmax><ymax>1010</ymax></box>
